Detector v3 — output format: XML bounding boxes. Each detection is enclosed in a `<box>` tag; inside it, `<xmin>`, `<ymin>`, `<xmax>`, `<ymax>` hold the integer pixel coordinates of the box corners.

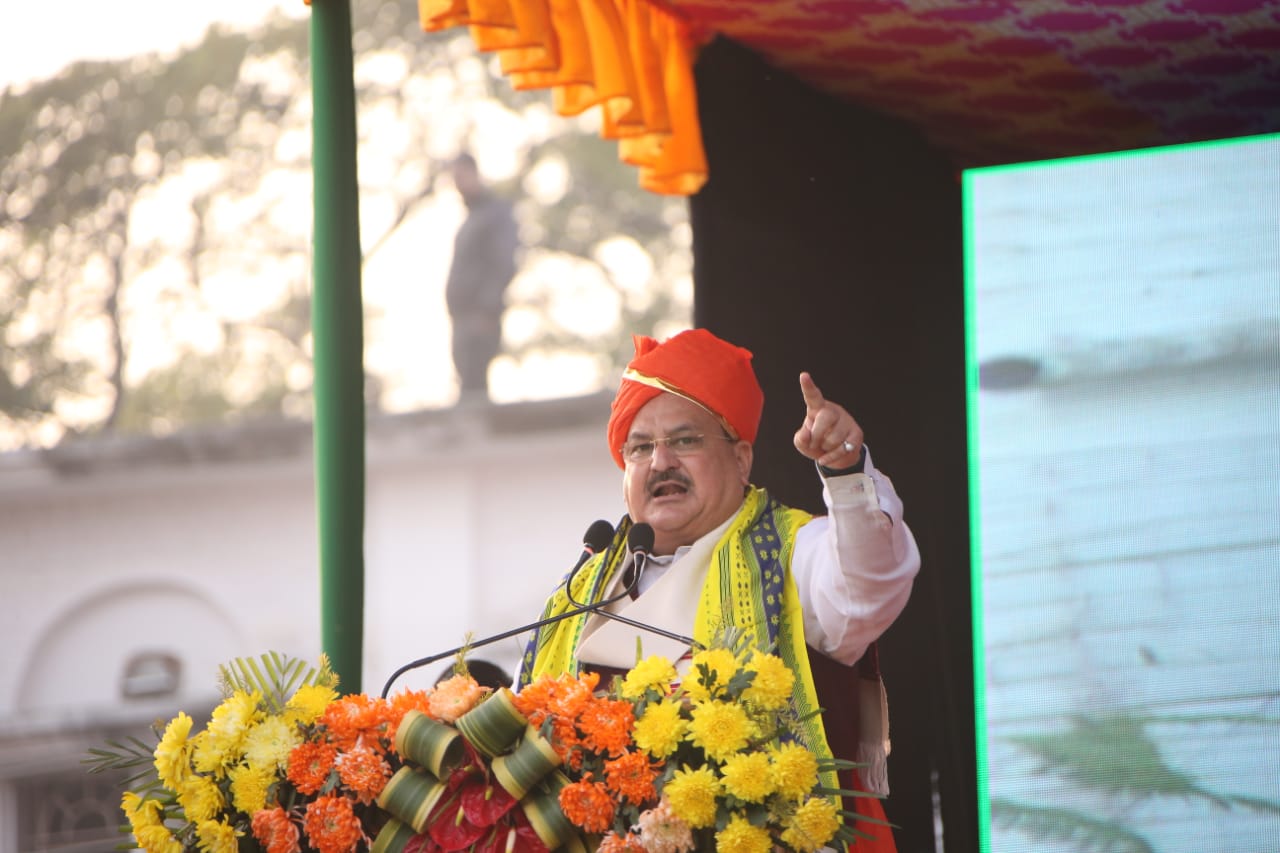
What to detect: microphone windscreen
<box><xmin>584</xmin><ymin>519</ymin><xmax>615</xmax><ymax>553</ymax></box>
<box><xmin>627</xmin><ymin>522</ymin><xmax>655</xmax><ymax>556</ymax></box>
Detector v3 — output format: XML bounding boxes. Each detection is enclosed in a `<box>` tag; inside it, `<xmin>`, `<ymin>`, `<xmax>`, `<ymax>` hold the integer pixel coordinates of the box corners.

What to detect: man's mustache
<box><xmin>647</xmin><ymin>470</ymin><xmax>692</xmax><ymax>493</ymax></box>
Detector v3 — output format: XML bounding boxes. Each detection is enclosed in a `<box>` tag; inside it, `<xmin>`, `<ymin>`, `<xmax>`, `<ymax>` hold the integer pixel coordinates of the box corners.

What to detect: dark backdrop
<box><xmin>688</xmin><ymin>37</ymin><xmax>976</xmax><ymax>853</ymax></box>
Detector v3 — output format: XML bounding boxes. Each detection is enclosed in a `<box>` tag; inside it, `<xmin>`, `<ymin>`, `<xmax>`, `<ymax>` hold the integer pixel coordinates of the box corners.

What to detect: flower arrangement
<box><xmin>513</xmin><ymin>631</ymin><xmax>879</xmax><ymax>853</ymax></box>
<box><xmin>371</xmin><ymin>681</ymin><xmax>583</xmax><ymax>853</ymax></box>
<box><xmin>86</xmin><ymin>652</ymin><xmax>491</xmax><ymax>853</ymax></box>
<box><xmin>89</xmin><ymin>639</ymin><xmax>882</xmax><ymax>853</ymax></box>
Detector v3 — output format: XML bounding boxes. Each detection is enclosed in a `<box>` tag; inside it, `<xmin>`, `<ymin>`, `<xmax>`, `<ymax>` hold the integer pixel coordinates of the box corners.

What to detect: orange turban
<box><xmin>607</xmin><ymin>329</ymin><xmax>764</xmax><ymax>468</ymax></box>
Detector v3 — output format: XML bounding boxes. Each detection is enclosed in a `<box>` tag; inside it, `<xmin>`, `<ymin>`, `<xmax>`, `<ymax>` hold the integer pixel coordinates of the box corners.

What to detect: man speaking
<box><xmin>518</xmin><ymin>328</ymin><xmax>920</xmax><ymax>850</ymax></box>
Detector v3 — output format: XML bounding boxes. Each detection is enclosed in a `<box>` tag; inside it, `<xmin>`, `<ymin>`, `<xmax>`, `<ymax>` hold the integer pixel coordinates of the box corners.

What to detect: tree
<box><xmin>0</xmin><ymin>0</ymin><xmax>690</xmax><ymax>450</ymax></box>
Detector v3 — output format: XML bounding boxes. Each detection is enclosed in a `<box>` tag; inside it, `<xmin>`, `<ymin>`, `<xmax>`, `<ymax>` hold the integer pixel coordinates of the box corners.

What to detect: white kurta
<box><xmin>575</xmin><ymin>448</ymin><xmax>920</xmax><ymax>670</ymax></box>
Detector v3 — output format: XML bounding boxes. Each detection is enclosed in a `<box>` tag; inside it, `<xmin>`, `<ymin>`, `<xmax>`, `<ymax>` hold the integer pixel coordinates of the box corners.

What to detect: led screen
<box><xmin>964</xmin><ymin>133</ymin><xmax>1280</xmax><ymax>853</ymax></box>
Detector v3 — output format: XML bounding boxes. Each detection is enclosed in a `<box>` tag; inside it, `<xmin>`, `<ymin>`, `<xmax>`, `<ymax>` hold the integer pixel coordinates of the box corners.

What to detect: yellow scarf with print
<box><xmin>517</xmin><ymin>487</ymin><xmax>837</xmax><ymax>781</ymax></box>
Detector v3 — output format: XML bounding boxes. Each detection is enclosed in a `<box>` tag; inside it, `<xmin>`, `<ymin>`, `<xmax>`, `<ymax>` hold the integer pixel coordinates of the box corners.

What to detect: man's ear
<box><xmin>735</xmin><ymin>441</ymin><xmax>753</xmax><ymax>486</ymax></box>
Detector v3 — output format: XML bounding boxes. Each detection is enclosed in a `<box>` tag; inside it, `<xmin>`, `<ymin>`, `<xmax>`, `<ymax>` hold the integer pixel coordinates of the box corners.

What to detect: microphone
<box><xmin>380</xmin><ymin>520</ymin><xmax>695</xmax><ymax>697</ymax></box>
<box><xmin>562</xmin><ymin>519</ymin><xmax>696</xmax><ymax>648</ymax></box>
<box><xmin>623</xmin><ymin>523</ymin><xmax>654</xmax><ymax>599</ymax></box>
<box><xmin>575</xmin><ymin>519</ymin><xmax>616</xmax><ymax>573</ymax></box>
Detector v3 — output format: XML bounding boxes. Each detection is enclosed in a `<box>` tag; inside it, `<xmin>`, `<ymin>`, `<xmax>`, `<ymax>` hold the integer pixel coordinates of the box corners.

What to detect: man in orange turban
<box><xmin>520</xmin><ymin>328</ymin><xmax>919</xmax><ymax>853</ymax></box>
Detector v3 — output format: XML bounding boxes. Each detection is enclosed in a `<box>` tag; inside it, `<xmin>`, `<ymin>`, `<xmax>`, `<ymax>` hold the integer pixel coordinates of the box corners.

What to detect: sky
<box><xmin>1</xmin><ymin>1</ymin><xmax>305</xmax><ymax>91</ymax></box>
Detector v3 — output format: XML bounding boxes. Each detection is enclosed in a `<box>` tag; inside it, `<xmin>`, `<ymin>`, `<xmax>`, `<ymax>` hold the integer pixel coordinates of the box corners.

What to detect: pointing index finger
<box><xmin>799</xmin><ymin>371</ymin><xmax>825</xmax><ymax>414</ymax></box>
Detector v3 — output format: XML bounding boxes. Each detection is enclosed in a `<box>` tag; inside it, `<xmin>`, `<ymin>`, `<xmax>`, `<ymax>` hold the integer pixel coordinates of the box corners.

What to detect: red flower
<box><xmin>460</xmin><ymin>778</ymin><xmax>518</xmax><ymax>826</ymax></box>
<box><xmin>428</xmin><ymin>800</ymin><xmax>488</xmax><ymax>852</ymax></box>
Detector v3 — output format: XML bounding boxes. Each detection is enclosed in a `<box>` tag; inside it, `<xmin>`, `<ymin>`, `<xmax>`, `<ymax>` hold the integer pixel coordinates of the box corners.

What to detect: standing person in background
<box><xmin>445</xmin><ymin>152</ymin><xmax>519</xmax><ymax>403</ymax></box>
<box><xmin>517</xmin><ymin>328</ymin><xmax>920</xmax><ymax>852</ymax></box>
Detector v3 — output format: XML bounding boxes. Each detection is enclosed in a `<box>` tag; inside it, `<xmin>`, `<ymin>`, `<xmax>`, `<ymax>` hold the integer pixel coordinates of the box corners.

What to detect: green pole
<box><xmin>309</xmin><ymin>0</ymin><xmax>364</xmax><ymax>693</ymax></box>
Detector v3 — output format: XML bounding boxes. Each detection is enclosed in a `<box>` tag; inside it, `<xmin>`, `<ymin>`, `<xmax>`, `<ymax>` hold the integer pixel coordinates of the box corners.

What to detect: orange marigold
<box><xmin>387</xmin><ymin>689</ymin><xmax>434</xmax><ymax>742</ymax></box>
<box><xmin>550</xmin><ymin>672</ymin><xmax>599</xmax><ymax>718</ymax></box>
<box><xmin>303</xmin><ymin>793</ymin><xmax>364</xmax><ymax>853</ymax></box>
<box><xmin>596</xmin><ymin>831</ymin><xmax>648</xmax><ymax>853</ymax></box>
<box><xmin>580</xmin><ymin>697</ymin><xmax>635</xmax><ymax>756</ymax></box>
<box><xmin>288</xmin><ymin>741</ymin><xmax>338</xmax><ymax>795</ymax></box>
<box><xmin>321</xmin><ymin>694</ymin><xmax>393</xmax><ymax>751</ymax></box>
<box><xmin>514</xmin><ymin>673</ymin><xmax>598</xmax><ymax>723</ymax></box>
<box><xmin>335</xmin><ymin>744</ymin><xmax>391</xmax><ymax>804</ymax></box>
<box><xmin>550</xmin><ymin>716</ymin><xmax>583</xmax><ymax>760</ymax></box>
<box><xmin>389</xmin><ymin>688</ymin><xmax>434</xmax><ymax>716</ymax></box>
<box><xmin>558</xmin><ymin>776</ymin><xmax>616</xmax><ymax>834</ymax></box>
<box><xmin>251</xmin><ymin>807</ymin><xmax>301</xmax><ymax>853</ymax></box>
<box><xmin>603</xmin><ymin>750</ymin><xmax>659</xmax><ymax>805</ymax></box>
<box><xmin>428</xmin><ymin>674</ymin><xmax>486</xmax><ymax>723</ymax></box>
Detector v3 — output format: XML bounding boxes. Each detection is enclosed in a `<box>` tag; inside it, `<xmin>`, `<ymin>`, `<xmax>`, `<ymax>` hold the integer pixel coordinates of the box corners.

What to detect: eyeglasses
<box><xmin>619</xmin><ymin>433</ymin><xmax>737</xmax><ymax>464</ymax></box>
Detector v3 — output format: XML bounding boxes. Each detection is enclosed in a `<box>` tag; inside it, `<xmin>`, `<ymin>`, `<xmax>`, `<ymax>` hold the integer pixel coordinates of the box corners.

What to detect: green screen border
<box><xmin>960</xmin><ymin>165</ymin><xmax>989</xmax><ymax>853</ymax></box>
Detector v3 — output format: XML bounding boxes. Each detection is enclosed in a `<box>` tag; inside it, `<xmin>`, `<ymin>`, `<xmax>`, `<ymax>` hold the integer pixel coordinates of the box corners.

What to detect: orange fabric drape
<box><xmin>420</xmin><ymin>0</ymin><xmax>709</xmax><ymax>195</ymax></box>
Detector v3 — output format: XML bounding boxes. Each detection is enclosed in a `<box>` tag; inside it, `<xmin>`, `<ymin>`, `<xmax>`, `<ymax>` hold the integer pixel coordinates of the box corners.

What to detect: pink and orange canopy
<box><xmin>415</xmin><ymin>0</ymin><xmax>1280</xmax><ymax>195</ymax></box>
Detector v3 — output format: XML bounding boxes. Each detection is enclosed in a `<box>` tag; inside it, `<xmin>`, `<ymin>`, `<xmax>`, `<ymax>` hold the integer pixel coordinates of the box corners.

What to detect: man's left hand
<box><xmin>793</xmin><ymin>371</ymin><xmax>864</xmax><ymax>468</ymax></box>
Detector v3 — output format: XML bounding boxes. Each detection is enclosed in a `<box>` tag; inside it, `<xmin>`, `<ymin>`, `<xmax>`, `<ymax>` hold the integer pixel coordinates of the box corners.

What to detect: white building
<box><xmin>0</xmin><ymin>393</ymin><xmax>624</xmax><ymax>852</ymax></box>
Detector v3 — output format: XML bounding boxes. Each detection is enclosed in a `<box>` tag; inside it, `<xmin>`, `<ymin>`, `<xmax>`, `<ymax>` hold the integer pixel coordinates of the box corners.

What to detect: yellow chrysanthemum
<box><xmin>620</xmin><ymin>655</ymin><xmax>677</xmax><ymax>699</ymax></box>
<box><xmin>244</xmin><ymin>715</ymin><xmax>302</xmax><ymax>773</ymax></box>
<box><xmin>229</xmin><ymin>763</ymin><xmax>277</xmax><ymax>814</ymax></box>
<box><xmin>662</xmin><ymin>766</ymin><xmax>720</xmax><ymax>829</ymax></box>
<box><xmin>286</xmin><ymin>683</ymin><xmax>339</xmax><ymax>726</ymax></box>
<box><xmin>780</xmin><ymin>796</ymin><xmax>841</xmax><ymax>853</ymax></box>
<box><xmin>631</xmin><ymin>699</ymin><xmax>688</xmax><ymax>758</ymax></box>
<box><xmin>121</xmin><ymin>790</ymin><xmax>142</xmax><ymax>813</ymax></box>
<box><xmin>714</xmin><ymin>813</ymin><xmax>772</xmax><ymax>853</ymax></box>
<box><xmin>742</xmin><ymin>653</ymin><xmax>794</xmax><ymax>711</ymax></box>
<box><xmin>684</xmin><ymin>648</ymin><xmax>740</xmax><ymax>701</ymax></box>
<box><xmin>769</xmin><ymin>742</ymin><xmax>819</xmax><ymax>801</ymax></box>
<box><xmin>122</xmin><ymin>791</ymin><xmax>164</xmax><ymax>830</ymax></box>
<box><xmin>195</xmin><ymin>818</ymin><xmax>242</xmax><ymax>853</ymax></box>
<box><xmin>194</xmin><ymin>691</ymin><xmax>262</xmax><ymax>775</ymax></box>
<box><xmin>687</xmin><ymin>700</ymin><xmax>753</xmax><ymax>762</ymax></box>
<box><xmin>719</xmin><ymin>752</ymin><xmax>774</xmax><ymax>803</ymax></box>
<box><xmin>177</xmin><ymin>774</ymin><xmax>225</xmax><ymax>823</ymax></box>
<box><xmin>135</xmin><ymin>824</ymin><xmax>183</xmax><ymax>853</ymax></box>
<box><xmin>154</xmin><ymin>711</ymin><xmax>194</xmax><ymax>789</ymax></box>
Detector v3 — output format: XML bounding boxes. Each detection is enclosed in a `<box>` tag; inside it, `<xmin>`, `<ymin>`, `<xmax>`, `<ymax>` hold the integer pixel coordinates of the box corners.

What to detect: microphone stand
<box><xmin>561</xmin><ymin>550</ymin><xmax>699</xmax><ymax>651</ymax></box>
<box><xmin>380</xmin><ymin>551</ymin><xmax>696</xmax><ymax>698</ymax></box>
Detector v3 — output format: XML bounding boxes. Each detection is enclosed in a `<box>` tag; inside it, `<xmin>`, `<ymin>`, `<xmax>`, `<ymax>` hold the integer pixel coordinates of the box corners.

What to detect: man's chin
<box><xmin>636</xmin><ymin>508</ymin><xmax>691</xmax><ymax>547</ymax></box>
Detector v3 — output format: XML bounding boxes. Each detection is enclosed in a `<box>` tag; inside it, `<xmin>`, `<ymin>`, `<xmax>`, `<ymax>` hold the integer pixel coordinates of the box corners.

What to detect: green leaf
<box><xmin>815</xmin><ymin>787</ymin><xmax>884</xmax><ymax>799</ymax></box>
<box><xmin>838</xmin><ymin>809</ymin><xmax>894</xmax><ymax>827</ymax></box>
<box><xmin>82</xmin><ymin>734</ymin><xmax>158</xmax><ymax>777</ymax></box>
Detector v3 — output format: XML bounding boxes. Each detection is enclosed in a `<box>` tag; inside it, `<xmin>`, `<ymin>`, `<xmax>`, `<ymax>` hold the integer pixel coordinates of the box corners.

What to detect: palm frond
<box><xmin>216</xmin><ymin>651</ymin><xmax>337</xmax><ymax>713</ymax></box>
<box><xmin>82</xmin><ymin>733</ymin><xmax>163</xmax><ymax>789</ymax></box>
<box><xmin>84</xmin><ymin>734</ymin><xmax>153</xmax><ymax>772</ymax></box>
<box><xmin>992</xmin><ymin>798</ymin><xmax>1156</xmax><ymax>853</ymax></box>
